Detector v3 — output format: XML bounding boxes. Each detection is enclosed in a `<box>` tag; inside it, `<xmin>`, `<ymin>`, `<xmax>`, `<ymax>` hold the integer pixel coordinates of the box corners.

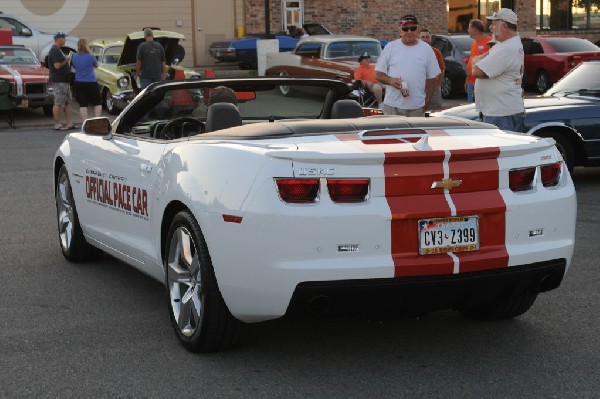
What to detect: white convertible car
<box><xmin>53</xmin><ymin>77</ymin><xmax>576</xmax><ymax>352</ymax></box>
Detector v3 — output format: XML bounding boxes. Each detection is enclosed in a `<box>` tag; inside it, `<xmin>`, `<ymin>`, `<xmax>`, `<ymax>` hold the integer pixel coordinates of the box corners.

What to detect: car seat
<box><xmin>331</xmin><ymin>99</ymin><xmax>364</xmax><ymax>119</ymax></box>
<box><xmin>0</xmin><ymin>77</ymin><xmax>17</xmax><ymax>128</ymax></box>
<box><xmin>205</xmin><ymin>102</ymin><xmax>242</xmax><ymax>132</ymax></box>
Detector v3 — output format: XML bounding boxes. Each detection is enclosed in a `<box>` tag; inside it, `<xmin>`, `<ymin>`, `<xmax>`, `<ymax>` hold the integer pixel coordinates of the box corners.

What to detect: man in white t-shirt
<box><xmin>472</xmin><ymin>8</ymin><xmax>525</xmax><ymax>132</ymax></box>
<box><xmin>375</xmin><ymin>14</ymin><xmax>440</xmax><ymax>117</ymax></box>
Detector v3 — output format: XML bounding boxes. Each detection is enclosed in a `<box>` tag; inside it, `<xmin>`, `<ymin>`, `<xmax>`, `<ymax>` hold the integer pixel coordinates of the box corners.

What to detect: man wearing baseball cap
<box><xmin>47</xmin><ymin>31</ymin><xmax>75</xmax><ymax>130</ymax></box>
<box><xmin>375</xmin><ymin>14</ymin><xmax>440</xmax><ymax>116</ymax></box>
<box><xmin>471</xmin><ymin>8</ymin><xmax>525</xmax><ymax>132</ymax></box>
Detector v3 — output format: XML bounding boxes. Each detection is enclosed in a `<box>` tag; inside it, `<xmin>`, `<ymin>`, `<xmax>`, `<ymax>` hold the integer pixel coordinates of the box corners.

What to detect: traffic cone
<box><xmin>204</xmin><ymin>68</ymin><xmax>215</xmax><ymax>78</ymax></box>
<box><xmin>173</xmin><ymin>68</ymin><xmax>185</xmax><ymax>80</ymax></box>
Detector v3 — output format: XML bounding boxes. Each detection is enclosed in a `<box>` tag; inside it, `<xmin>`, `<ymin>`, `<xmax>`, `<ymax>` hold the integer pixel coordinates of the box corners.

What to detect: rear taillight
<box><xmin>327</xmin><ymin>179</ymin><xmax>370</xmax><ymax>203</ymax></box>
<box><xmin>509</xmin><ymin>162</ymin><xmax>562</xmax><ymax>192</ymax></box>
<box><xmin>509</xmin><ymin>167</ymin><xmax>536</xmax><ymax>191</ymax></box>
<box><xmin>276</xmin><ymin>179</ymin><xmax>319</xmax><ymax>203</ymax></box>
<box><xmin>541</xmin><ymin>163</ymin><xmax>562</xmax><ymax>187</ymax></box>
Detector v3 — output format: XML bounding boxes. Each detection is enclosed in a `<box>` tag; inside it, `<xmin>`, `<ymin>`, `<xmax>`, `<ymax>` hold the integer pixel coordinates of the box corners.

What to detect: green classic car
<box><xmin>90</xmin><ymin>30</ymin><xmax>200</xmax><ymax>114</ymax></box>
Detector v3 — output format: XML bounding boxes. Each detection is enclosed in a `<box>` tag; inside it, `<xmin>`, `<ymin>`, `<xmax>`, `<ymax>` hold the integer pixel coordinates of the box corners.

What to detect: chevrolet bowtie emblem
<box><xmin>431</xmin><ymin>178</ymin><xmax>463</xmax><ymax>190</ymax></box>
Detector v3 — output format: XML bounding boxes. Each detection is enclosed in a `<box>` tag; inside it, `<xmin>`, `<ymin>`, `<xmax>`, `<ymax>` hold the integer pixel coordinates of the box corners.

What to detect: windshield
<box><xmin>325</xmin><ymin>41</ymin><xmax>382</xmax><ymax>59</ymax></box>
<box><xmin>546</xmin><ymin>37</ymin><xmax>600</xmax><ymax>53</ymax></box>
<box><xmin>452</xmin><ymin>36</ymin><xmax>474</xmax><ymax>52</ymax></box>
<box><xmin>0</xmin><ymin>47</ymin><xmax>38</xmax><ymax>65</ymax></box>
<box><xmin>545</xmin><ymin>62</ymin><xmax>600</xmax><ymax>96</ymax></box>
<box><xmin>119</xmin><ymin>81</ymin><xmax>344</xmax><ymax>136</ymax></box>
<box><xmin>102</xmin><ymin>46</ymin><xmax>122</xmax><ymax>64</ymax></box>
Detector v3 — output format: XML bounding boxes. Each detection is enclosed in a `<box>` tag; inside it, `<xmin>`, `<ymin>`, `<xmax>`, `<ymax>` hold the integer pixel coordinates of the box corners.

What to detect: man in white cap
<box><xmin>471</xmin><ymin>8</ymin><xmax>525</xmax><ymax>132</ymax></box>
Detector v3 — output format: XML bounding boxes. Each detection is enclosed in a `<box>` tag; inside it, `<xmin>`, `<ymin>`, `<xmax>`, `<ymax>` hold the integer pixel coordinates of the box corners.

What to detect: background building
<box><xmin>2</xmin><ymin>0</ymin><xmax>599</xmax><ymax>67</ymax></box>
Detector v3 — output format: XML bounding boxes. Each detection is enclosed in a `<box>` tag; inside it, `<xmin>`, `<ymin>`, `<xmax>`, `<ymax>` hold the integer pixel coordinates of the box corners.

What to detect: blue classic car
<box><xmin>434</xmin><ymin>61</ymin><xmax>600</xmax><ymax>172</ymax></box>
<box><xmin>209</xmin><ymin>24</ymin><xmax>332</xmax><ymax>69</ymax></box>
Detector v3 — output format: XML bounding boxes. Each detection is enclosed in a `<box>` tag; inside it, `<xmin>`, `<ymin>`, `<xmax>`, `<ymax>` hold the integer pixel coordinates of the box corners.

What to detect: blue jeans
<box><xmin>466</xmin><ymin>83</ymin><xmax>475</xmax><ymax>103</ymax></box>
<box><xmin>482</xmin><ymin>113</ymin><xmax>525</xmax><ymax>133</ymax></box>
<box><xmin>140</xmin><ymin>77</ymin><xmax>161</xmax><ymax>89</ymax></box>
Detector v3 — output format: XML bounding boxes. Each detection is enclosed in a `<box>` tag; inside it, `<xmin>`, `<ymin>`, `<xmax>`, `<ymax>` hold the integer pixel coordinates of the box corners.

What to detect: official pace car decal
<box><xmin>85</xmin><ymin>169</ymin><xmax>149</xmax><ymax>221</ymax></box>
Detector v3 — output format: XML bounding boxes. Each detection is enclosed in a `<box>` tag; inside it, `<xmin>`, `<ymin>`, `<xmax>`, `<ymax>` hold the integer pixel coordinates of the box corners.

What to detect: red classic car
<box><xmin>265</xmin><ymin>35</ymin><xmax>382</xmax><ymax>95</ymax></box>
<box><xmin>0</xmin><ymin>45</ymin><xmax>53</xmax><ymax>116</ymax></box>
<box><xmin>521</xmin><ymin>36</ymin><xmax>600</xmax><ymax>93</ymax></box>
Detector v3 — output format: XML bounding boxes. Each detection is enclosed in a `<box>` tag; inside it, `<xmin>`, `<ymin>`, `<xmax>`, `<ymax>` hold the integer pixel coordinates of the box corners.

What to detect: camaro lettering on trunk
<box><xmin>86</xmin><ymin>176</ymin><xmax>148</xmax><ymax>218</ymax></box>
<box><xmin>297</xmin><ymin>167</ymin><xmax>335</xmax><ymax>176</ymax></box>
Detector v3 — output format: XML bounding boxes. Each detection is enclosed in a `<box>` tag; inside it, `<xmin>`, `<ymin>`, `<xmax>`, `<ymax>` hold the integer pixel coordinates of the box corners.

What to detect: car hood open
<box><xmin>118</xmin><ymin>30</ymin><xmax>185</xmax><ymax>66</ymax></box>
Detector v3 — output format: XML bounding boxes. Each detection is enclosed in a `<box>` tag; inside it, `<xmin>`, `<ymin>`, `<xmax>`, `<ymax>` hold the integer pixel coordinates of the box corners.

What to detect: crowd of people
<box><xmin>354</xmin><ymin>8</ymin><xmax>525</xmax><ymax>132</ymax></box>
<box><xmin>46</xmin><ymin>27</ymin><xmax>168</xmax><ymax>130</ymax></box>
<box><xmin>47</xmin><ymin>9</ymin><xmax>524</xmax><ymax>133</ymax></box>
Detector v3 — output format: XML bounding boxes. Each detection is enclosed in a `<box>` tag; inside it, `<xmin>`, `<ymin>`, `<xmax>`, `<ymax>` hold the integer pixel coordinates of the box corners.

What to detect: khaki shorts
<box><xmin>50</xmin><ymin>82</ymin><xmax>73</xmax><ymax>105</ymax></box>
<box><xmin>382</xmin><ymin>104</ymin><xmax>424</xmax><ymax>117</ymax></box>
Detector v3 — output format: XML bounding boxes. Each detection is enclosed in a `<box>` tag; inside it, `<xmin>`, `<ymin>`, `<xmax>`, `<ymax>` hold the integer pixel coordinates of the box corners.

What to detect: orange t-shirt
<box><xmin>354</xmin><ymin>64</ymin><xmax>377</xmax><ymax>83</ymax></box>
<box><xmin>432</xmin><ymin>47</ymin><xmax>446</xmax><ymax>87</ymax></box>
<box><xmin>466</xmin><ymin>35</ymin><xmax>493</xmax><ymax>85</ymax></box>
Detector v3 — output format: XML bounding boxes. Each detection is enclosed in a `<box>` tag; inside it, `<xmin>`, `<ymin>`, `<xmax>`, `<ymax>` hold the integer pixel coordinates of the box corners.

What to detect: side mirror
<box><xmin>20</xmin><ymin>27</ymin><xmax>33</xmax><ymax>37</ymax></box>
<box><xmin>82</xmin><ymin>117</ymin><xmax>112</xmax><ymax>137</ymax></box>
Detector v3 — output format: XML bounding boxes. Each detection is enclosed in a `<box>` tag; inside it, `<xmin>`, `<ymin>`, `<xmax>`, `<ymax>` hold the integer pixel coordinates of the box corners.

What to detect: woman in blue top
<box><xmin>71</xmin><ymin>38</ymin><xmax>102</xmax><ymax>122</ymax></box>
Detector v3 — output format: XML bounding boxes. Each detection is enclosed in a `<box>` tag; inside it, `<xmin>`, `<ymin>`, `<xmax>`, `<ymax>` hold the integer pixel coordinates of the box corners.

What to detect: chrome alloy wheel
<box><xmin>56</xmin><ymin>172</ymin><xmax>75</xmax><ymax>253</ymax></box>
<box><xmin>167</xmin><ymin>227</ymin><xmax>203</xmax><ymax>337</ymax></box>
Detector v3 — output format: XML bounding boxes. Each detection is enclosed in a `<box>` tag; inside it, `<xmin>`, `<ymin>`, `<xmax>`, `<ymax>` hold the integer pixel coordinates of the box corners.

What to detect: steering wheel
<box><xmin>158</xmin><ymin>117</ymin><xmax>205</xmax><ymax>140</ymax></box>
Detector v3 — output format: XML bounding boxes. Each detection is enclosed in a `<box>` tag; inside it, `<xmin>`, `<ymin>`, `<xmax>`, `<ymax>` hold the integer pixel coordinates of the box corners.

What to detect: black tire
<box><xmin>165</xmin><ymin>211</ymin><xmax>249</xmax><ymax>352</ymax></box>
<box><xmin>441</xmin><ymin>74</ymin><xmax>452</xmax><ymax>99</ymax></box>
<box><xmin>103</xmin><ymin>88</ymin><xmax>119</xmax><ymax>115</ymax></box>
<box><xmin>459</xmin><ymin>291</ymin><xmax>538</xmax><ymax>321</ymax></box>
<box><xmin>43</xmin><ymin>105</ymin><xmax>53</xmax><ymax>117</ymax></box>
<box><xmin>540</xmin><ymin>131</ymin><xmax>575</xmax><ymax>173</ymax></box>
<box><xmin>55</xmin><ymin>165</ymin><xmax>103</xmax><ymax>261</ymax></box>
<box><xmin>535</xmin><ymin>70</ymin><xmax>551</xmax><ymax>94</ymax></box>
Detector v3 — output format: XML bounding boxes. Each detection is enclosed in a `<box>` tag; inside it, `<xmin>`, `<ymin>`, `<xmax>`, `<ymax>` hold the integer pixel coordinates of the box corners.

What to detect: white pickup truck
<box><xmin>0</xmin><ymin>12</ymin><xmax>78</xmax><ymax>60</ymax></box>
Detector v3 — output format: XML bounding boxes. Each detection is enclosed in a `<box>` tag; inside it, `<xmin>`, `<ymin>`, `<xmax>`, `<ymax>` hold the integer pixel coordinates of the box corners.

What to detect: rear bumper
<box><xmin>286</xmin><ymin>259</ymin><xmax>566</xmax><ymax>317</ymax></box>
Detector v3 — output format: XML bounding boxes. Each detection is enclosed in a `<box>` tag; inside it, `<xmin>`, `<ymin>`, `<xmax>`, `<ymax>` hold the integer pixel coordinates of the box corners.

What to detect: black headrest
<box><xmin>331</xmin><ymin>99</ymin><xmax>364</xmax><ymax>119</ymax></box>
<box><xmin>205</xmin><ymin>102</ymin><xmax>242</xmax><ymax>132</ymax></box>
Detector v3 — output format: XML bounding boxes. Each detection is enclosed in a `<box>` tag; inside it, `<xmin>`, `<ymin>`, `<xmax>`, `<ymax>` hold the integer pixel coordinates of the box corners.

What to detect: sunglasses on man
<box><xmin>401</xmin><ymin>26</ymin><xmax>418</xmax><ymax>32</ymax></box>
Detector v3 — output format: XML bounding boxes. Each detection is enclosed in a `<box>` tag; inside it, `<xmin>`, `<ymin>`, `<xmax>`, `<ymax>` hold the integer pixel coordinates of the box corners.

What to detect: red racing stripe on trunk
<box><xmin>384</xmin><ymin>151</ymin><xmax>455</xmax><ymax>277</ymax></box>
<box><xmin>385</xmin><ymin>144</ymin><xmax>508</xmax><ymax>277</ymax></box>
<box><xmin>449</xmin><ymin>148</ymin><xmax>509</xmax><ymax>272</ymax></box>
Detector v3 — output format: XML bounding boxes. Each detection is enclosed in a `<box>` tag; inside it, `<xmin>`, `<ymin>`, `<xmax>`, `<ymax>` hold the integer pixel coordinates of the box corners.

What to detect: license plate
<box><xmin>418</xmin><ymin>216</ymin><xmax>479</xmax><ymax>255</ymax></box>
<box><xmin>18</xmin><ymin>99</ymin><xmax>28</xmax><ymax>108</ymax></box>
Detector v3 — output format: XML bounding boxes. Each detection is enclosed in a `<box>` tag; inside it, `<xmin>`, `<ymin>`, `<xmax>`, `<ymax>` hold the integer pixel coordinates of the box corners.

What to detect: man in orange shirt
<box><xmin>419</xmin><ymin>28</ymin><xmax>445</xmax><ymax>110</ymax></box>
<box><xmin>354</xmin><ymin>54</ymin><xmax>384</xmax><ymax>107</ymax></box>
<box><xmin>465</xmin><ymin>19</ymin><xmax>492</xmax><ymax>103</ymax></box>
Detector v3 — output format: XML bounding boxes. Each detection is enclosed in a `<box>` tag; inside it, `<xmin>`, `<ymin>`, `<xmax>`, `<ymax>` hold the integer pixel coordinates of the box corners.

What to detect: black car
<box><xmin>431</xmin><ymin>34</ymin><xmax>474</xmax><ymax>99</ymax></box>
<box><xmin>433</xmin><ymin>61</ymin><xmax>600</xmax><ymax>172</ymax></box>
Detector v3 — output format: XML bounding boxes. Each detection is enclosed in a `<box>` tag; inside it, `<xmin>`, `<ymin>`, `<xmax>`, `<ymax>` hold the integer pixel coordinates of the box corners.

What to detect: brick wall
<box><xmin>245</xmin><ymin>0</ymin><xmax>448</xmax><ymax>40</ymax></box>
<box><xmin>244</xmin><ymin>0</ymin><xmax>600</xmax><ymax>44</ymax></box>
